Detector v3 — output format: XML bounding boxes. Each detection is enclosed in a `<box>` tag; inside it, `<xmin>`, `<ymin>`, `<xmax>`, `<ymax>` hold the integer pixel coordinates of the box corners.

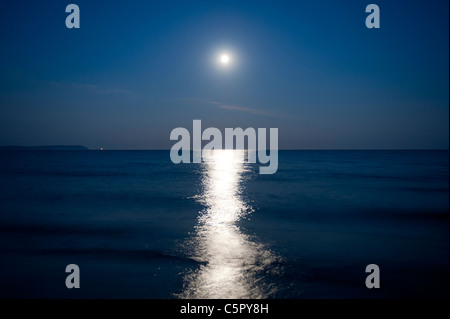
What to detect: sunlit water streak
<box><xmin>178</xmin><ymin>150</ymin><xmax>279</xmax><ymax>299</ymax></box>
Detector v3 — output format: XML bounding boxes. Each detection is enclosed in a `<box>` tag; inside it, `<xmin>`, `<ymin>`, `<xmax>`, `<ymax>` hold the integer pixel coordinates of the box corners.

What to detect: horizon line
<box><xmin>1</xmin><ymin>146</ymin><xmax>448</xmax><ymax>151</ymax></box>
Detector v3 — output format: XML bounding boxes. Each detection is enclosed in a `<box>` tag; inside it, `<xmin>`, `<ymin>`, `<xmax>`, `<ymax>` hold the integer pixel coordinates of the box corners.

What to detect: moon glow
<box><xmin>220</xmin><ymin>54</ymin><xmax>230</xmax><ymax>64</ymax></box>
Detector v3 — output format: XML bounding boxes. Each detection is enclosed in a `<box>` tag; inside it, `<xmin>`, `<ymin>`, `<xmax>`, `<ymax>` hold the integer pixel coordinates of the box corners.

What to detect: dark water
<box><xmin>0</xmin><ymin>150</ymin><xmax>448</xmax><ymax>298</ymax></box>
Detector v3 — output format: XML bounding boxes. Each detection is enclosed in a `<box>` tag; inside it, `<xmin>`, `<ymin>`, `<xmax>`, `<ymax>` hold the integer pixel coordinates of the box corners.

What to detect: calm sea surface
<box><xmin>0</xmin><ymin>150</ymin><xmax>448</xmax><ymax>298</ymax></box>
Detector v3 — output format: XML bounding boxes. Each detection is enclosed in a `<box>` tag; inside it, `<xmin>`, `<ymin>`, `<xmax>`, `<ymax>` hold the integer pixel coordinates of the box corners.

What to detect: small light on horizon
<box><xmin>100</xmin><ymin>147</ymin><xmax>103</xmax><ymax>151</ymax></box>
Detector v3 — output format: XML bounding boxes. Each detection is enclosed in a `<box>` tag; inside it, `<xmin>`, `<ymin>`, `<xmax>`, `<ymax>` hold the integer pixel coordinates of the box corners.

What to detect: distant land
<box><xmin>0</xmin><ymin>145</ymin><xmax>89</xmax><ymax>150</ymax></box>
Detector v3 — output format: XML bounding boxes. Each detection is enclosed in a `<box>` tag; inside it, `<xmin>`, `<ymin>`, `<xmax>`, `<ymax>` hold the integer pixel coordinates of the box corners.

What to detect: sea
<box><xmin>0</xmin><ymin>150</ymin><xmax>448</xmax><ymax>298</ymax></box>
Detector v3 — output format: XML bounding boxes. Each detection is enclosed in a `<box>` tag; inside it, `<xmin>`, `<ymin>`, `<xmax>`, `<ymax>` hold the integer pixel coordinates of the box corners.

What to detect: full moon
<box><xmin>220</xmin><ymin>54</ymin><xmax>230</xmax><ymax>64</ymax></box>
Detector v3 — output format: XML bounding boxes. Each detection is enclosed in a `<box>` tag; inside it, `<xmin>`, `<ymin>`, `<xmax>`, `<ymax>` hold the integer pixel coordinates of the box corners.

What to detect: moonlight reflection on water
<box><xmin>178</xmin><ymin>150</ymin><xmax>279</xmax><ymax>299</ymax></box>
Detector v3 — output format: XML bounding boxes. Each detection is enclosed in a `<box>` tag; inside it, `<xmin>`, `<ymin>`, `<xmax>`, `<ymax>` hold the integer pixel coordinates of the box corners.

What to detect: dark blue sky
<box><xmin>0</xmin><ymin>0</ymin><xmax>448</xmax><ymax>149</ymax></box>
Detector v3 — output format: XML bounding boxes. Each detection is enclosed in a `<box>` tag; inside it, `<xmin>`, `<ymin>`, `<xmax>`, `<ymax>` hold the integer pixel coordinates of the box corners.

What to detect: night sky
<box><xmin>0</xmin><ymin>0</ymin><xmax>448</xmax><ymax>149</ymax></box>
